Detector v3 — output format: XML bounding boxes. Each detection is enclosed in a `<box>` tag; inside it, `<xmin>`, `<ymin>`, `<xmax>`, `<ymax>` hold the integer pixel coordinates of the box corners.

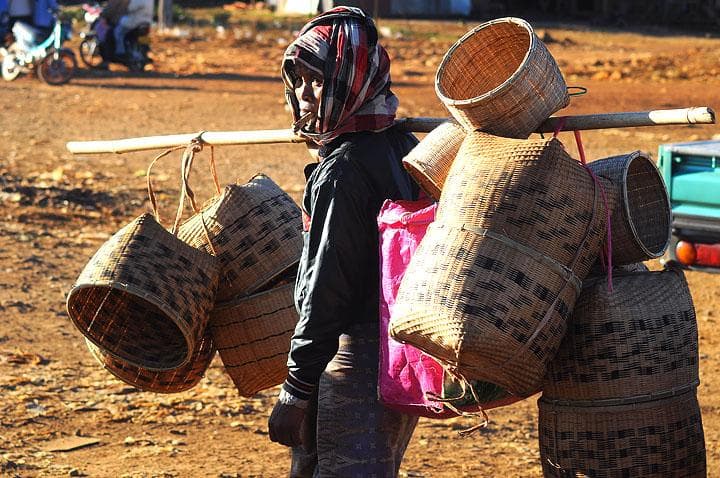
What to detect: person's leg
<box><xmin>314</xmin><ymin>324</ymin><xmax>418</xmax><ymax>478</ymax></box>
<box><xmin>113</xmin><ymin>18</ymin><xmax>128</xmax><ymax>55</ymax></box>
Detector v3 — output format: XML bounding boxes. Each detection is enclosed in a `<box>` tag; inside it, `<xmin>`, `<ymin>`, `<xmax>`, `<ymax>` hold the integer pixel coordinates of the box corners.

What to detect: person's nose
<box><xmin>300</xmin><ymin>80</ymin><xmax>315</xmax><ymax>103</ymax></box>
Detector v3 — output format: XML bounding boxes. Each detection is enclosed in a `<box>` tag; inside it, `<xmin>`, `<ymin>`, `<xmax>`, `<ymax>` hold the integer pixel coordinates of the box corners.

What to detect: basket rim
<box><xmin>435</xmin><ymin>17</ymin><xmax>535</xmax><ymax>107</ymax></box>
<box><xmin>540</xmin><ymin>381</ymin><xmax>699</xmax><ymax>409</ymax></box>
<box><xmin>66</xmin><ymin>281</ymin><xmax>195</xmax><ymax>371</ymax></box>
<box><xmin>242</xmin><ymin>259</ymin><xmax>300</xmax><ymax>298</ymax></box>
<box><xmin>85</xmin><ymin>336</ymin><xmax>214</xmax><ymax>394</ymax></box>
<box><xmin>402</xmin><ymin>157</ymin><xmax>443</xmax><ymax>200</ymax></box>
<box><xmin>618</xmin><ymin>151</ymin><xmax>672</xmax><ymax>258</ymax></box>
<box><xmin>538</xmin><ymin>386</ymin><xmax>698</xmax><ymax>413</ymax></box>
<box><xmin>212</xmin><ymin>282</ymin><xmax>295</xmax><ymax>311</ymax></box>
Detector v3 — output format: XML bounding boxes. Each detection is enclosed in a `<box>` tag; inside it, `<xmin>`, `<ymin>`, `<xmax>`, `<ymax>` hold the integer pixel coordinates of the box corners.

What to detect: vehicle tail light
<box><xmin>696</xmin><ymin>243</ymin><xmax>720</xmax><ymax>268</ymax></box>
<box><xmin>675</xmin><ymin>241</ymin><xmax>720</xmax><ymax>268</ymax></box>
<box><xmin>675</xmin><ymin>241</ymin><xmax>697</xmax><ymax>266</ymax></box>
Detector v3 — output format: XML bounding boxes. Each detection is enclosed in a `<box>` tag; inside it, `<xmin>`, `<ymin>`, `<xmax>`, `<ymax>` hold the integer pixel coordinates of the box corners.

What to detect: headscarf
<box><xmin>281</xmin><ymin>7</ymin><xmax>398</xmax><ymax>145</ymax></box>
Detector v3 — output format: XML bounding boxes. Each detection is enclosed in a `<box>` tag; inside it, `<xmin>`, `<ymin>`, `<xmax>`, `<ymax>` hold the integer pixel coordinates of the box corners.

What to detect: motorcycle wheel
<box><xmin>1</xmin><ymin>53</ymin><xmax>21</xmax><ymax>81</ymax></box>
<box><xmin>37</xmin><ymin>48</ymin><xmax>77</xmax><ymax>86</ymax></box>
<box><xmin>79</xmin><ymin>38</ymin><xmax>104</xmax><ymax>69</ymax></box>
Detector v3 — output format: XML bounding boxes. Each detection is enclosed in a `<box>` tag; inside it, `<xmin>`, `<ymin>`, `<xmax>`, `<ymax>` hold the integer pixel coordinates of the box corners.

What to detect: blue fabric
<box><xmin>33</xmin><ymin>0</ymin><xmax>57</xmax><ymax>28</ymax></box>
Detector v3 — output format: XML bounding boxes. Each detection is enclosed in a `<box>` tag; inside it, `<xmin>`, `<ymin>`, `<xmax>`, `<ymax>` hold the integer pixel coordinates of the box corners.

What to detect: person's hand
<box><xmin>268</xmin><ymin>400</ymin><xmax>307</xmax><ymax>448</ymax></box>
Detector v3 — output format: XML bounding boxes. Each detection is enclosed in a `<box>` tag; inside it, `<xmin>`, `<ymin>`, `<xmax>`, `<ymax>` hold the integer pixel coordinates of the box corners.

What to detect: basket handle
<box><xmin>146</xmin><ymin>134</ymin><xmax>222</xmax><ymax>236</ymax></box>
<box><xmin>147</xmin><ymin>145</ymin><xmax>185</xmax><ymax>229</ymax></box>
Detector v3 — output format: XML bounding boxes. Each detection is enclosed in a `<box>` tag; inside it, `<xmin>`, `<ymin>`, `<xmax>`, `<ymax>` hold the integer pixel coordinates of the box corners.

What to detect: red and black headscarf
<box><xmin>281</xmin><ymin>7</ymin><xmax>398</xmax><ymax>145</ymax></box>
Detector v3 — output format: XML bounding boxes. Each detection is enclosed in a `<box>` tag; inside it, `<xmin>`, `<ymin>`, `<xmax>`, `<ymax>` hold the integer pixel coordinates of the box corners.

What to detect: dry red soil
<box><xmin>1</xmin><ymin>16</ymin><xmax>719</xmax><ymax>477</ymax></box>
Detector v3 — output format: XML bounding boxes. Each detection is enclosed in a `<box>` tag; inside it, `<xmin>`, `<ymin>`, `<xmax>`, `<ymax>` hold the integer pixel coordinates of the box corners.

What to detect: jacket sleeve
<box><xmin>282</xmin><ymin>162</ymin><xmax>373</xmax><ymax>400</ymax></box>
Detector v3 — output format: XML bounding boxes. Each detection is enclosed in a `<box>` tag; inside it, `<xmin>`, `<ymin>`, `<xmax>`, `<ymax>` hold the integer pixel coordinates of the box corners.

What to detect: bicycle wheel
<box><xmin>37</xmin><ymin>48</ymin><xmax>77</xmax><ymax>85</ymax></box>
<box><xmin>79</xmin><ymin>38</ymin><xmax>104</xmax><ymax>68</ymax></box>
<box><xmin>1</xmin><ymin>53</ymin><xmax>21</xmax><ymax>81</ymax></box>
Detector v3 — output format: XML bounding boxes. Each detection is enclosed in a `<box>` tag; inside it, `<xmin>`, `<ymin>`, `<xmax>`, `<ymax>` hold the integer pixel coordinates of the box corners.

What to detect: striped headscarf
<box><xmin>281</xmin><ymin>7</ymin><xmax>398</xmax><ymax>145</ymax></box>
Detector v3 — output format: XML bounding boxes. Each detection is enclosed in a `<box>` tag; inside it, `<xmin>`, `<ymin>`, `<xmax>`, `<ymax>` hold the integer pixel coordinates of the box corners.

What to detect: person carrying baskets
<box><xmin>267</xmin><ymin>7</ymin><xmax>421</xmax><ymax>477</ymax></box>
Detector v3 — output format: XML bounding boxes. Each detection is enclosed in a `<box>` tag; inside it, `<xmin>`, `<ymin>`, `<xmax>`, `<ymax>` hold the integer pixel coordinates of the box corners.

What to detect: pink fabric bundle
<box><xmin>377</xmin><ymin>198</ymin><xmax>458</xmax><ymax>418</ymax></box>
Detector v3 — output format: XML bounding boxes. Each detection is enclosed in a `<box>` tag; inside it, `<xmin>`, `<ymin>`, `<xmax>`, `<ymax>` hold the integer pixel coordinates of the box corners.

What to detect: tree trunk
<box><xmin>158</xmin><ymin>0</ymin><xmax>173</xmax><ymax>31</ymax></box>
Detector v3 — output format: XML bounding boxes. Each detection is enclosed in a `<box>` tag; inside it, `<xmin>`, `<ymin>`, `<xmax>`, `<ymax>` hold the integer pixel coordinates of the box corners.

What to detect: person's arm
<box><xmin>284</xmin><ymin>159</ymin><xmax>371</xmax><ymax>399</ymax></box>
<box><xmin>269</xmin><ymin>156</ymin><xmax>373</xmax><ymax>448</ymax></box>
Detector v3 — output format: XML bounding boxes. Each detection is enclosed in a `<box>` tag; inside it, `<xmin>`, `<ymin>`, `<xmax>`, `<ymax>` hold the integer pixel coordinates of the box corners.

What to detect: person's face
<box><xmin>293</xmin><ymin>62</ymin><xmax>323</xmax><ymax>130</ymax></box>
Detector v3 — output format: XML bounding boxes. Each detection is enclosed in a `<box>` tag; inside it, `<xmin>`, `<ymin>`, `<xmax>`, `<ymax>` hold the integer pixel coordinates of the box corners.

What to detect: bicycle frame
<box><xmin>15</xmin><ymin>18</ymin><xmax>68</xmax><ymax>65</ymax></box>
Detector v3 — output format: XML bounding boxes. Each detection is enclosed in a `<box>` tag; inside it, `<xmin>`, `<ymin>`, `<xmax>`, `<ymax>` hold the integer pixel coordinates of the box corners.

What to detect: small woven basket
<box><xmin>543</xmin><ymin>268</ymin><xmax>699</xmax><ymax>403</ymax></box>
<box><xmin>538</xmin><ymin>390</ymin><xmax>706</xmax><ymax>477</ymax></box>
<box><xmin>85</xmin><ymin>332</ymin><xmax>215</xmax><ymax>393</ymax></box>
<box><xmin>402</xmin><ymin>120</ymin><xmax>466</xmax><ymax>200</ymax></box>
<box><xmin>390</xmin><ymin>132</ymin><xmax>616</xmax><ymax>396</ymax></box>
<box><xmin>211</xmin><ymin>282</ymin><xmax>299</xmax><ymax>397</ymax></box>
<box><xmin>435</xmin><ymin>17</ymin><xmax>569</xmax><ymax>138</ymax></box>
<box><xmin>588</xmin><ymin>151</ymin><xmax>671</xmax><ymax>264</ymax></box>
<box><xmin>67</xmin><ymin>213</ymin><xmax>219</xmax><ymax>371</ymax></box>
<box><xmin>178</xmin><ymin>174</ymin><xmax>303</xmax><ymax>301</ymax></box>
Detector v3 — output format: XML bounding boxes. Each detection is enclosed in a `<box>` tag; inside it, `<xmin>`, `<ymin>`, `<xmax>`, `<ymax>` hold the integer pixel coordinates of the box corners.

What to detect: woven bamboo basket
<box><xmin>390</xmin><ymin>132</ymin><xmax>616</xmax><ymax>396</ymax></box>
<box><xmin>402</xmin><ymin>120</ymin><xmax>466</xmax><ymax>200</ymax></box>
<box><xmin>211</xmin><ymin>282</ymin><xmax>299</xmax><ymax>397</ymax></box>
<box><xmin>543</xmin><ymin>268</ymin><xmax>699</xmax><ymax>403</ymax></box>
<box><xmin>435</xmin><ymin>17</ymin><xmax>569</xmax><ymax>138</ymax></box>
<box><xmin>538</xmin><ymin>390</ymin><xmax>706</xmax><ymax>477</ymax></box>
<box><xmin>67</xmin><ymin>213</ymin><xmax>219</xmax><ymax>371</ymax></box>
<box><xmin>588</xmin><ymin>151</ymin><xmax>671</xmax><ymax>264</ymax></box>
<box><xmin>85</xmin><ymin>331</ymin><xmax>215</xmax><ymax>393</ymax></box>
<box><xmin>177</xmin><ymin>174</ymin><xmax>303</xmax><ymax>302</ymax></box>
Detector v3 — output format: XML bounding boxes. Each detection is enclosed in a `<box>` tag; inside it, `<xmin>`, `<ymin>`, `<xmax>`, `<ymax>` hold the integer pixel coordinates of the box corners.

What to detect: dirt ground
<box><xmin>1</xmin><ymin>14</ymin><xmax>720</xmax><ymax>477</ymax></box>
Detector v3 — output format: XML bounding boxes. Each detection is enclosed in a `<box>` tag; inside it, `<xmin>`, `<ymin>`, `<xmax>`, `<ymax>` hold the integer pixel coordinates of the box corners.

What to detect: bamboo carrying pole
<box><xmin>66</xmin><ymin>107</ymin><xmax>715</xmax><ymax>155</ymax></box>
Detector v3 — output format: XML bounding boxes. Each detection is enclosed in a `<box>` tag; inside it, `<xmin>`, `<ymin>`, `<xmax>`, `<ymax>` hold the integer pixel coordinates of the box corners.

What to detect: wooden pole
<box><xmin>66</xmin><ymin>107</ymin><xmax>715</xmax><ymax>155</ymax></box>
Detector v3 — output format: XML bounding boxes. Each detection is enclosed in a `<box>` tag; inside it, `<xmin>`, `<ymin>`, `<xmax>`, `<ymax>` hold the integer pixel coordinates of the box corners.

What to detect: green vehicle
<box><xmin>658</xmin><ymin>140</ymin><xmax>720</xmax><ymax>272</ymax></box>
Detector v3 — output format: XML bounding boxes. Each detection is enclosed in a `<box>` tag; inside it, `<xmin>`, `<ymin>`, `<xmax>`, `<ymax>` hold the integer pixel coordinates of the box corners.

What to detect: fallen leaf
<box><xmin>44</xmin><ymin>436</ymin><xmax>100</xmax><ymax>452</ymax></box>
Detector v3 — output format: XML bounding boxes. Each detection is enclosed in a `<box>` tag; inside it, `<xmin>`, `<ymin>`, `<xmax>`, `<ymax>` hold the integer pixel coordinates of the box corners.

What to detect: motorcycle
<box><xmin>0</xmin><ymin>13</ymin><xmax>76</xmax><ymax>85</ymax></box>
<box><xmin>79</xmin><ymin>3</ymin><xmax>151</xmax><ymax>72</ymax></box>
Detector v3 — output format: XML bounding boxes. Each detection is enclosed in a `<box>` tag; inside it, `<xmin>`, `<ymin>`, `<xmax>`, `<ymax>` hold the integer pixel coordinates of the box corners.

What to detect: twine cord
<box><xmin>424</xmin><ymin>371</ymin><xmax>489</xmax><ymax>437</ymax></box>
<box><xmin>145</xmin><ymin>133</ymin><xmax>218</xmax><ymax>255</ymax></box>
<box><xmin>146</xmin><ymin>145</ymin><xmax>186</xmax><ymax>225</ymax></box>
<box><xmin>209</xmin><ymin>145</ymin><xmax>222</xmax><ymax>195</ymax></box>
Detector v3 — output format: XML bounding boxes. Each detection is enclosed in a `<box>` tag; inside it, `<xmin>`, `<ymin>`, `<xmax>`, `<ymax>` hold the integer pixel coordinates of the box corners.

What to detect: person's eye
<box><xmin>312</xmin><ymin>78</ymin><xmax>323</xmax><ymax>87</ymax></box>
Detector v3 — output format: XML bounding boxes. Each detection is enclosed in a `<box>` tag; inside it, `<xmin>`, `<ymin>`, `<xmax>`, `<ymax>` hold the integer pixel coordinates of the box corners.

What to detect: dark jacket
<box><xmin>282</xmin><ymin>126</ymin><xmax>419</xmax><ymax>400</ymax></box>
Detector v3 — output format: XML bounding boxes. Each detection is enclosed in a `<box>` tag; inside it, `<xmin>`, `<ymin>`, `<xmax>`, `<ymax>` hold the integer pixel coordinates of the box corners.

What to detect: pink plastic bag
<box><xmin>377</xmin><ymin>198</ymin><xmax>455</xmax><ymax>418</ymax></box>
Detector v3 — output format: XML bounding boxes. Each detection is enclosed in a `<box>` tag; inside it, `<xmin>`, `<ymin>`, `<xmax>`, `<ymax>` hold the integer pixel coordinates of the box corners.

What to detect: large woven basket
<box><xmin>435</xmin><ymin>17</ymin><xmax>569</xmax><ymax>138</ymax></box>
<box><xmin>402</xmin><ymin>120</ymin><xmax>466</xmax><ymax>200</ymax></box>
<box><xmin>588</xmin><ymin>151</ymin><xmax>671</xmax><ymax>264</ymax></box>
<box><xmin>390</xmin><ymin>132</ymin><xmax>616</xmax><ymax>396</ymax></box>
<box><xmin>67</xmin><ymin>213</ymin><xmax>219</xmax><ymax>371</ymax></box>
<box><xmin>543</xmin><ymin>268</ymin><xmax>699</xmax><ymax>403</ymax></box>
<box><xmin>85</xmin><ymin>332</ymin><xmax>215</xmax><ymax>393</ymax></box>
<box><xmin>177</xmin><ymin>174</ymin><xmax>302</xmax><ymax>302</ymax></box>
<box><xmin>211</xmin><ymin>282</ymin><xmax>299</xmax><ymax>397</ymax></box>
<box><xmin>538</xmin><ymin>390</ymin><xmax>706</xmax><ymax>477</ymax></box>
